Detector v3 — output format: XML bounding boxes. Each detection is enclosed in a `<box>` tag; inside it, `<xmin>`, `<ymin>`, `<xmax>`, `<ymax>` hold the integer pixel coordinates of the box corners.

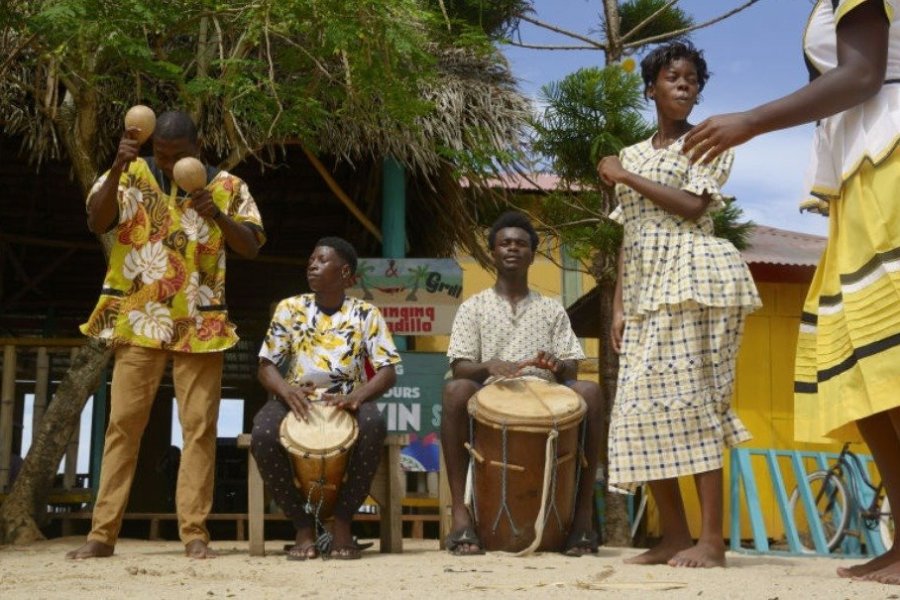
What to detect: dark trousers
<box><xmin>251</xmin><ymin>398</ymin><xmax>386</xmax><ymax>529</ymax></box>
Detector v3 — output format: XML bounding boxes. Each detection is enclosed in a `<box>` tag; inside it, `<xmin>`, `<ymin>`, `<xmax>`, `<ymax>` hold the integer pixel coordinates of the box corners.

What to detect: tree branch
<box><xmin>515</xmin><ymin>13</ymin><xmax>607</xmax><ymax>50</ymax></box>
<box><xmin>506</xmin><ymin>41</ymin><xmax>602</xmax><ymax>51</ymax></box>
<box><xmin>623</xmin><ymin>0</ymin><xmax>766</xmax><ymax>49</ymax></box>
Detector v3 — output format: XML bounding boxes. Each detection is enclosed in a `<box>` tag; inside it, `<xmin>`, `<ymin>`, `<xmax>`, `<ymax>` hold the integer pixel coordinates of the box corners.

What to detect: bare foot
<box><xmin>668</xmin><ymin>540</ymin><xmax>726</xmax><ymax>568</ymax></box>
<box><xmin>66</xmin><ymin>540</ymin><xmax>114</xmax><ymax>560</ymax></box>
<box><xmin>858</xmin><ymin>557</ymin><xmax>900</xmax><ymax>585</ymax></box>
<box><xmin>624</xmin><ymin>540</ymin><xmax>692</xmax><ymax>565</ymax></box>
<box><xmin>837</xmin><ymin>549</ymin><xmax>898</xmax><ymax>578</ymax></box>
<box><xmin>185</xmin><ymin>539</ymin><xmax>216</xmax><ymax>559</ymax></box>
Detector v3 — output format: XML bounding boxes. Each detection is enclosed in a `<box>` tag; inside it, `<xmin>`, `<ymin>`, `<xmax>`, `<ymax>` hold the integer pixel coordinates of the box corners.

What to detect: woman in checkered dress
<box><xmin>598</xmin><ymin>42</ymin><xmax>761</xmax><ymax>568</ymax></box>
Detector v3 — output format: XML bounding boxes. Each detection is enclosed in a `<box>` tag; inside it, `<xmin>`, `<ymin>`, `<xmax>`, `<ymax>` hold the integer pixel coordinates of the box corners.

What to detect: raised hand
<box><xmin>683</xmin><ymin>112</ymin><xmax>757</xmax><ymax>164</ymax></box>
<box><xmin>189</xmin><ymin>189</ymin><xmax>220</xmax><ymax>220</ymax></box>
<box><xmin>113</xmin><ymin>127</ymin><xmax>142</xmax><ymax>171</ymax></box>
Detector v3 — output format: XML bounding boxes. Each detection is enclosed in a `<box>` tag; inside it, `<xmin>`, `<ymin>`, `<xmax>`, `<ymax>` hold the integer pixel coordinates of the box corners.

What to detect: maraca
<box><xmin>123</xmin><ymin>105</ymin><xmax>156</xmax><ymax>144</ymax></box>
<box><xmin>172</xmin><ymin>157</ymin><xmax>207</xmax><ymax>193</ymax></box>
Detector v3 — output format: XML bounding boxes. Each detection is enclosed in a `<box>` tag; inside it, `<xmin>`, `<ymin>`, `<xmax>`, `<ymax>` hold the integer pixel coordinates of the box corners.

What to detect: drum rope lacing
<box><xmin>570</xmin><ymin>417</ymin><xmax>588</xmax><ymax>523</ymax></box>
<box><xmin>305</xmin><ymin>398</ymin><xmax>334</xmax><ymax>555</ymax></box>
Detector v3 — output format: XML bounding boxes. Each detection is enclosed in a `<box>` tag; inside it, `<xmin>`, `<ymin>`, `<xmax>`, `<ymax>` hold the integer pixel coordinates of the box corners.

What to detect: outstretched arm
<box><xmin>684</xmin><ymin>1</ymin><xmax>889</xmax><ymax>162</ymax></box>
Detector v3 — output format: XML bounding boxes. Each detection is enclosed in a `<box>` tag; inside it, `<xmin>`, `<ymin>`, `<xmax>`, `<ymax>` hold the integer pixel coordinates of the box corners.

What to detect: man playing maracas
<box><xmin>68</xmin><ymin>110</ymin><xmax>264</xmax><ymax>560</ymax></box>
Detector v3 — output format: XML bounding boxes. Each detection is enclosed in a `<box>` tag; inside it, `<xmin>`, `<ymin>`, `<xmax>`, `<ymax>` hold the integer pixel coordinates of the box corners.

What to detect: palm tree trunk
<box><xmin>0</xmin><ymin>339</ymin><xmax>112</xmax><ymax>544</ymax></box>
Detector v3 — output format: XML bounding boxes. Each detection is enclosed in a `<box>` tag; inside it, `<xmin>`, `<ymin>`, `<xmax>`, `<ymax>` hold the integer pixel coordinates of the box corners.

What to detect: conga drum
<box><xmin>279</xmin><ymin>402</ymin><xmax>358</xmax><ymax>520</ymax></box>
<box><xmin>467</xmin><ymin>377</ymin><xmax>586</xmax><ymax>553</ymax></box>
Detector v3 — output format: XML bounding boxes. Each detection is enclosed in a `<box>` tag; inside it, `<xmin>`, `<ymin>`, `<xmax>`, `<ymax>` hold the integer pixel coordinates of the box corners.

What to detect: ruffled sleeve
<box><xmin>608</xmin><ymin>204</ymin><xmax>624</xmax><ymax>224</ymax></box>
<box><xmin>681</xmin><ymin>148</ymin><xmax>735</xmax><ymax>211</ymax></box>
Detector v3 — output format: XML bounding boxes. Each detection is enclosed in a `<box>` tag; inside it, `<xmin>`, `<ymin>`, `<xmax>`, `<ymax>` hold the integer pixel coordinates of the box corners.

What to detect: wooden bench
<box><xmin>50</xmin><ymin>511</ymin><xmax>250</xmax><ymax>540</ymax></box>
<box><xmin>236</xmin><ymin>432</ymin><xmax>409</xmax><ymax>556</ymax></box>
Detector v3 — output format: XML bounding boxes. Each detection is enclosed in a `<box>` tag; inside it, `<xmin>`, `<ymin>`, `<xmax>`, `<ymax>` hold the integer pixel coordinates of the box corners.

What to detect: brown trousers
<box><xmin>87</xmin><ymin>345</ymin><xmax>223</xmax><ymax>546</ymax></box>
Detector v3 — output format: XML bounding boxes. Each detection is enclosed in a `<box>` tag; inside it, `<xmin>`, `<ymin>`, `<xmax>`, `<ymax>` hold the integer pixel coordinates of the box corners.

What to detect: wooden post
<box><xmin>438</xmin><ymin>442</ymin><xmax>451</xmax><ymax>549</ymax></box>
<box><xmin>0</xmin><ymin>345</ymin><xmax>16</xmax><ymax>490</ymax></box>
<box><xmin>237</xmin><ymin>433</ymin><xmax>265</xmax><ymax>557</ymax></box>
<box><xmin>63</xmin><ymin>348</ymin><xmax>80</xmax><ymax>488</ymax></box>
<box><xmin>33</xmin><ymin>346</ymin><xmax>50</xmax><ymax>430</ymax></box>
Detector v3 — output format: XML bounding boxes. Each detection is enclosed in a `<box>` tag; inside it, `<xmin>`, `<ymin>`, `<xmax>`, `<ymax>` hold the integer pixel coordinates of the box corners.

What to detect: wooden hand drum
<box><xmin>279</xmin><ymin>402</ymin><xmax>358</xmax><ymax>520</ymax></box>
<box><xmin>467</xmin><ymin>377</ymin><xmax>586</xmax><ymax>553</ymax></box>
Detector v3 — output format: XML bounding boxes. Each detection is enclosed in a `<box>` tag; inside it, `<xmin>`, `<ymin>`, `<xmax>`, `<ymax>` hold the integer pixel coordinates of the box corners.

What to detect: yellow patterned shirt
<box><xmin>80</xmin><ymin>157</ymin><xmax>265</xmax><ymax>352</ymax></box>
<box><xmin>259</xmin><ymin>294</ymin><xmax>401</xmax><ymax>394</ymax></box>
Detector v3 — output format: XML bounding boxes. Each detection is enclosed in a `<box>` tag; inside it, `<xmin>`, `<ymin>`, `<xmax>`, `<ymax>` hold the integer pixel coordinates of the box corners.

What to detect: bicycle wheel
<box><xmin>880</xmin><ymin>496</ymin><xmax>895</xmax><ymax>552</ymax></box>
<box><xmin>788</xmin><ymin>471</ymin><xmax>850</xmax><ymax>553</ymax></box>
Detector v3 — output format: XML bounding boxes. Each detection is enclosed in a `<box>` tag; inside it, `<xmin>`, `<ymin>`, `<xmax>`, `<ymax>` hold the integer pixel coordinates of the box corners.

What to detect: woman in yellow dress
<box><xmin>684</xmin><ymin>0</ymin><xmax>900</xmax><ymax>584</ymax></box>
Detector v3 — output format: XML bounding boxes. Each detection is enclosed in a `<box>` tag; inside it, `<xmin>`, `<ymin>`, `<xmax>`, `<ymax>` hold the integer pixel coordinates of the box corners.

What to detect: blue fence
<box><xmin>729</xmin><ymin>447</ymin><xmax>886</xmax><ymax>557</ymax></box>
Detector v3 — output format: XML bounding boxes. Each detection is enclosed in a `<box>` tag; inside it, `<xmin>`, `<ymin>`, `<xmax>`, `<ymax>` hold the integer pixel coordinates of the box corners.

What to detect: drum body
<box><xmin>467</xmin><ymin>377</ymin><xmax>586</xmax><ymax>552</ymax></box>
<box><xmin>279</xmin><ymin>403</ymin><xmax>358</xmax><ymax>520</ymax></box>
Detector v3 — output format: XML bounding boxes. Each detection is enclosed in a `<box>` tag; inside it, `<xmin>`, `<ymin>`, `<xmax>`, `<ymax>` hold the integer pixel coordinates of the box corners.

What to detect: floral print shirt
<box><xmin>258</xmin><ymin>294</ymin><xmax>401</xmax><ymax>394</ymax></box>
<box><xmin>80</xmin><ymin>157</ymin><xmax>265</xmax><ymax>352</ymax></box>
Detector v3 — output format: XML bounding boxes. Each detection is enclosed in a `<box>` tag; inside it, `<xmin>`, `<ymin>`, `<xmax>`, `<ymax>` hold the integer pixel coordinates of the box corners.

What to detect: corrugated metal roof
<box><xmin>474</xmin><ymin>173</ymin><xmax>827</xmax><ymax>268</ymax></box>
<box><xmin>742</xmin><ymin>225</ymin><xmax>825</xmax><ymax>267</ymax></box>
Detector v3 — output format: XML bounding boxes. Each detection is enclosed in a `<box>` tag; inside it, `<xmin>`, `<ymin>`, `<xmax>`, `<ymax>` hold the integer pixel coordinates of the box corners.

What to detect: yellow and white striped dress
<box><xmin>794</xmin><ymin>0</ymin><xmax>900</xmax><ymax>443</ymax></box>
<box><xmin>607</xmin><ymin>136</ymin><xmax>761</xmax><ymax>493</ymax></box>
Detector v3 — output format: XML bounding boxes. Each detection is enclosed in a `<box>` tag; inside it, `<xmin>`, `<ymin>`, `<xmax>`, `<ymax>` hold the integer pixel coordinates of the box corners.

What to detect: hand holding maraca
<box><xmin>114</xmin><ymin>105</ymin><xmax>155</xmax><ymax>171</ymax></box>
<box><xmin>173</xmin><ymin>157</ymin><xmax>219</xmax><ymax>220</ymax></box>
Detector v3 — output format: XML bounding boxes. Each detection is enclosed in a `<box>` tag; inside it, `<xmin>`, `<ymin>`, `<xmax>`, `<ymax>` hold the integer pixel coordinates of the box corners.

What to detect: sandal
<box><xmin>285</xmin><ymin>542</ymin><xmax>319</xmax><ymax>561</ymax></box>
<box><xmin>562</xmin><ymin>529</ymin><xmax>599</xmax><ymax>557</ymax></box>
<box><xmin>445</xmin><ymin>527</ymin><xmax>486</xmax><ymax>556</ymax></box>
<box><xmin>326</xmin><ymin>545</ymin><xmax>362</xmax><ymax>560</ymax></box>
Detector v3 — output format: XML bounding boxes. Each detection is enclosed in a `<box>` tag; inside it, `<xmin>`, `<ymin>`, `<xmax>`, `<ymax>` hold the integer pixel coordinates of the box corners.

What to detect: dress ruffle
<box><xmin>622</xmin><ymin>216</ymin><xmax>761</xmax><ymax>315</ymax></box>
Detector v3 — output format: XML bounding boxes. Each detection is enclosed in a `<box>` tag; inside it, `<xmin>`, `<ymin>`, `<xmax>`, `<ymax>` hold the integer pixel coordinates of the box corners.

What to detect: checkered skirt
<box><xmin>607</xmin><ymin>302</ymin><xmax>753</xmax><ymax>493</ymax></box>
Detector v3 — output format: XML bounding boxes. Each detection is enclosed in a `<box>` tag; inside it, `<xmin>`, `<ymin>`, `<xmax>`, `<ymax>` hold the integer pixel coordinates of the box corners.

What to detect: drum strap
<box><xmin>515</xmin><ymin>428</ymin><xmax>559</xmax><ymax>557</ymax></box>
<box><xmin>304</xmin><ymin>457</ymin><xmax>334</xmax><ymax>555</ymax></box>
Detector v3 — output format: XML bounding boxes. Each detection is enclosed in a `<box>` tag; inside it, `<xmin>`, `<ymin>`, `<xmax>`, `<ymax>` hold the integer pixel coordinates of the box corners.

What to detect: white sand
<box><xmin>1</xmin><ymin>537</ymin><xmax>897</xmax><ymax>600</ymax></box>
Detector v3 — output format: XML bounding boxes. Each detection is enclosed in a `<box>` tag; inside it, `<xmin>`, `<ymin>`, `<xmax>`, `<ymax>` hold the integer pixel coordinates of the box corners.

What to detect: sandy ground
<box><xmin>1</xmin><ymin>537</ymin><xmax>899</xmax><ymax>600</ymax></box>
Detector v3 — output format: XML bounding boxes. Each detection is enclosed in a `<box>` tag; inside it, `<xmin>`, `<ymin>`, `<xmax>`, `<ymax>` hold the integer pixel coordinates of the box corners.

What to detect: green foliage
<box><xmin>426</xmin><ymin>0</ymin><xmax>531</xmax><ymax>37</ymax></box>
<box><xmin>712</xmin><ymin>196</ymin><xmax>755</xmax><ymax>250</ymax></box>
<box><xmin>3</xmin><ymin>0</ymin><xmax>518</xmax><ymax>174</ymax></box>
<box><xmin>617</xmin><ymin>0</ymin><xmax>692</xmax><ymax>43</ymax></box>
<box><xmin>532</xmin><ymin>66</ymin><xmax>653</xmax><ymax>183</ymax></box>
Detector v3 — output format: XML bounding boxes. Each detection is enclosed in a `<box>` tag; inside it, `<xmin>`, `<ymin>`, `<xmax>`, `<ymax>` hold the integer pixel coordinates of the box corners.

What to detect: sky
<box><xmin>501</xmin><ymin>0</ymin><xmax>828</xmax><ymax>237</ymax></box>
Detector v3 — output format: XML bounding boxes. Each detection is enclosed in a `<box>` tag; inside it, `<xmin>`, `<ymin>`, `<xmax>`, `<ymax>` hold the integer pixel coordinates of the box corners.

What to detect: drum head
<box><xmin>280</xmin><ymin>404</ymin><xmax>358</xmax><ymax>457</ymax></box>
<box><xmin>468</xmin><ymin>377</ymin><xmax>586</xmax><ymax>430</ymax></box>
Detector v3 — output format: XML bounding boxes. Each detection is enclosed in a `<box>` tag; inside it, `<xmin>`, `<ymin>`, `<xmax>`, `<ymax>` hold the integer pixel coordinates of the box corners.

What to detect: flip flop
<box><xmin>562</xmin><ymin>529</ymin><xmax>599</xmax><ymax>557</ymax></box>
<box><xmin>445</xmin><ymin>527</ymin><xmax>486</xmax><ymax>556</ymax></box>
<box><xmin>285</xmin><ymin>542</ymin><xmax>319</xmax><ymax>561</ymax></box>
<box><xmin>325</xmin><ymin>545</ymin><xmax>362</xmax><ymax>560</ymax></box>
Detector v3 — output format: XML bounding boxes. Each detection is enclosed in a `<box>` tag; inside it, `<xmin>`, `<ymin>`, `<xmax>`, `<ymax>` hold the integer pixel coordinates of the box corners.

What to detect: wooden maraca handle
<box><xmin>123</xmin><ymin>105</ymin><xmax>156</xmax><ymax>144</ymax></box>
<box><xmin>172</xmin><ymin>157</ymin><xmax>207</xmax><ymax>193</ymax></box>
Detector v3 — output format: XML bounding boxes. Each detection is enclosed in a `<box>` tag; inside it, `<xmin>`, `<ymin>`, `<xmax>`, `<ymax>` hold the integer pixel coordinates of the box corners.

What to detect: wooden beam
<box><xmin>0</xmin><ymin>345</ymin><xmax>15</xmax><ymax>490</ymax></box>
<box><xmin>3</xmin><ymin>247</ymin><xmax>77</xmax><ymax>307</ymax></box>
<box><xmin>301</xmin><ymin>147</ymin><xmax>383</xmax><ymax>242</ymax></box>
<box><xmin>33</xmin><ymin>346</ymin><xmax>49</xmax><ymax>436</ymax></box>
<box><xmin>63</xmin><ymin>348</ymin><xmax>80</xmax><ymax>489</ymax></box>
<box><xmin>0</xmin><ymin>338</ymin><xmax>85</xmax><ymax>348</ymax></box>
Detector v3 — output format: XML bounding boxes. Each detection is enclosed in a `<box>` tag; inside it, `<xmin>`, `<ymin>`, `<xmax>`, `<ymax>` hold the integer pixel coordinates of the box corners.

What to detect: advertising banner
<box><xmin>349</xmin><ymin>259</ymin><xmax>462</xmax><ymax>335</ymax></box>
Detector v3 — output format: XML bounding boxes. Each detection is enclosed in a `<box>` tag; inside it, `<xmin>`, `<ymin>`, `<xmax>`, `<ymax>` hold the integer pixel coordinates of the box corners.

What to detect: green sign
<box><xmin>374</xmin><ymin>351</ymin><xmax>447</xmax><ymax>435</ymax></box>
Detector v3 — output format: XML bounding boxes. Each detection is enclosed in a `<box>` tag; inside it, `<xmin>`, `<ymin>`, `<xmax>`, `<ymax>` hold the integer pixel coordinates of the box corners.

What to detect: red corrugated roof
<box><xmin>742</xmin><ymin>225</ymin><xmax>825</xmax><ymax>267</ymax></box>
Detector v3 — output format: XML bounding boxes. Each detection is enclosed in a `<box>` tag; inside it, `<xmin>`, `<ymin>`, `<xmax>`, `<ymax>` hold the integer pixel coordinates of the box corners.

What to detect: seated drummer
<box><xmin>252</xmin><ymin>237</ymin><xmax>401</xmax><ymax>560</ymax></box>
<box><xmin>443</xmin><ymin>211</ymin><xmax>603</xmax><ymax>556</ymax></box>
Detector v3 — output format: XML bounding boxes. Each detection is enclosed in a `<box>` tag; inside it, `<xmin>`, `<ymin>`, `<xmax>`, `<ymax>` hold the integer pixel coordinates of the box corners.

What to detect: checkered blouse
<box><xmin>611</xmin><ymin>136</ymin><xmax>760</xmax><ymax>315</ymax></box>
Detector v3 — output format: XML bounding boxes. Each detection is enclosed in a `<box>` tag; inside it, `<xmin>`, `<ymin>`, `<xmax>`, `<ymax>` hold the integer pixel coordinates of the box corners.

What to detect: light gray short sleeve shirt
<box><xmin>447</xmin><ymin>288</ymin><xmax>584</xmax><ymax>380</ymax></box>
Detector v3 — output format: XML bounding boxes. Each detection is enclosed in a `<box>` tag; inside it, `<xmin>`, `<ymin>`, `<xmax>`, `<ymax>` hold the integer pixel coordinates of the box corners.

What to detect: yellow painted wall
<box><xmin>418</xmin><ymin>250</ymin><xmax>860</xmax><ymax>544</ymax></box>
<box><xmin>414</xmin><ymin>251</ymin><xmax>600</xmax><ymax>377</ymax></box>
<box><xmin>646</xmin><ymin>281</ymin><xmax>871</xmax><ymax>541</ymax></box>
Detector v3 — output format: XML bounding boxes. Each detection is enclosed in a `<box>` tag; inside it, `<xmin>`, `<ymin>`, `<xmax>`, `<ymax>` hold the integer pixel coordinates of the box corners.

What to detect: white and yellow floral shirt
<box><xmin>80</xmin><ymin>157</ymin><xmax>265</xmax><ymax>352</ymax></box>
<box><xmin>259</xmin><ymin>294</ymin><xmax>401</xmax><ymax>394</ymax></box>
